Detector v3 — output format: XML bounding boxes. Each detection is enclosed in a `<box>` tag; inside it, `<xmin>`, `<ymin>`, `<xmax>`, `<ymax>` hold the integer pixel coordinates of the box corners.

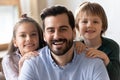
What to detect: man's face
<box><xmin>44</xmin><ymin>13</ymin><xmax>76</xmax><ymax>56</ymax></box>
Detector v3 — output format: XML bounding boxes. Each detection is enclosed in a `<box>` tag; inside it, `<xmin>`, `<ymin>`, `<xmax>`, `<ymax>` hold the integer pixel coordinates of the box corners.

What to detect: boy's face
<box><xmin>77</xmin><ymin>13</ymin><xmax>103</xmax><ymax>40</ymax></box>
<box><xmin>13</xmin><ymin>22</ymin><xmax>39</xmax><ymax>56</ymax></box>
<box><xmin>43</xmin><ymin>13</ymin><xmax>76</xmax><ymax>56</ymax></box>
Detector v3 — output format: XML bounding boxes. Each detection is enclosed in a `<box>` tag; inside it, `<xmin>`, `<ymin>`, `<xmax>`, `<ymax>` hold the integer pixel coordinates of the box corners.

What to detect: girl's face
<box><xmin>13</xmin><ymin>22</ymin><xmax>39</xmax><ymax>56</ymax></box>
<box><xmin>77</xmin><ymin>13</ymin><xmax>103</xmax><ymax>40</ymax></box>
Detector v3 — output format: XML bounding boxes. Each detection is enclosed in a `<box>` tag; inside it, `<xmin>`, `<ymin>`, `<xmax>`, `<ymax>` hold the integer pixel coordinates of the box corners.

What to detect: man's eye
<box><xmin>61</xmin><ymin>28</ymin><xmax>67</xmax><ymax>31</ymax></box>
<box><xmin>47</xmin><ymin>29</ymin><xmax>54</xmax><ymax>33</ymax></box>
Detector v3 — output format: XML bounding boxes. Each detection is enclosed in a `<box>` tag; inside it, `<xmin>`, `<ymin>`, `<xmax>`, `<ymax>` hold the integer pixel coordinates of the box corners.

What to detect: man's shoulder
<box><xmin>78</xmin><ymin>53</ymin><xmax>104</xmax><ymax>67</ymax></box>
<box><xmin>38</xmin><ymin>46</ymin><xmax>49</xmax><ymax>53</ymax></box>
<box><xmin>28</xmin><ymin>46</ymin><xmax>49</xmax><ymax>62</ymax></box>
<box><xmin>76</xmin><ymin>53</ymin><xmax>109</xmax><ymax>80</ymax></box>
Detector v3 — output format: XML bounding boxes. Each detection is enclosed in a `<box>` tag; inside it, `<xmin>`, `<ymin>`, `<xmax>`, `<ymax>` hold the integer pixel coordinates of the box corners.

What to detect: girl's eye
<box><xmin>20</xmin><ymin>34</ymin><xmax>26</xmax><ymax>37</ymax></box>
<box><xmin>31</xmin><ymin>33</ymin><xmax>37</xmax><ymax>36</ymax></box>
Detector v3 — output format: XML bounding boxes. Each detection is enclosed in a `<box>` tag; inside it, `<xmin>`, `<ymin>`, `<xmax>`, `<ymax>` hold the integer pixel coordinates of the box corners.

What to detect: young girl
<box><xmin>2</xmin><ymin>14</ymin><xmax>46</xmax><ymax>80</ymax></box>
<box><xmin>75</xmin><ymin>2</ymin><xmax>120</xmax><ymax>80</ymax></box>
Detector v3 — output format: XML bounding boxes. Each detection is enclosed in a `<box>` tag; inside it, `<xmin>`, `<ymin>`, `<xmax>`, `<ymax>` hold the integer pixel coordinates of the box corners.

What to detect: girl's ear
<box><xmin>13</xmin><ymin>39</ymin><xmax>17</xmax><ymax>47</ymax></box>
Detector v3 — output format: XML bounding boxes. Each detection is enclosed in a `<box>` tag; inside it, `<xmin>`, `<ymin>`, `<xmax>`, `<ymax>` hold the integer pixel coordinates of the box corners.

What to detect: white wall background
<box><xmin>20</xmin><ymin>0</ymin><xmax>120</xmax><ymax>45</ymax></box>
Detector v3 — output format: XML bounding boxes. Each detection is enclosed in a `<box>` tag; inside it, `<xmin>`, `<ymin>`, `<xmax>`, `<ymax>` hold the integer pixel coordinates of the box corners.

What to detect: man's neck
<box><xmin>51</xmin><ymin>45</ymin><xmax>74</xmax><ymax>66</ymax></box>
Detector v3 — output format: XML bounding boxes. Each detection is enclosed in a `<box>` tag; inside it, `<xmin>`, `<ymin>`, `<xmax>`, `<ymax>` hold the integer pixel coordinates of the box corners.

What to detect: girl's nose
<box><xmin>26</xmin><ymin>35</ymin><xmax>31</xmax><ymax>41</ymax></box>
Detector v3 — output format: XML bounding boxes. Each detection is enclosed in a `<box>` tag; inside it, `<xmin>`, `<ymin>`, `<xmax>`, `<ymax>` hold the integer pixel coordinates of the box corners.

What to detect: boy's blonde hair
<box><xmin>75</xmin><ymin>2</ymin><xmax>108</xmax><ymax>35</ymax></box>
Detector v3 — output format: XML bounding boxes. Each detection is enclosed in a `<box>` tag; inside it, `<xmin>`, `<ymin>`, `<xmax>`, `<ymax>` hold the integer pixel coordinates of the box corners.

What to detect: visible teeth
<box><xmin>54</xmin><ymin>41</ymin><xmax>63</xmax><ymax>45</ymax></box>
<box><xmin>26</xmin><ymin>44</ymin><xmax>34</xmax><ymax>47</ymax></box>
<box><xmin>52</xmin><ymin>39</ymin><xmax>66</xmax><ymax>45</ymax></box>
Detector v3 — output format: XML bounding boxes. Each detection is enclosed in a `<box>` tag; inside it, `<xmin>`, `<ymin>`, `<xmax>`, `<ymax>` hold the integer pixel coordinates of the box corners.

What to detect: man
<box><xmin>19</xmin><ymin>5</ymin><xmax>109</xmax><ymax>80</ymax></box>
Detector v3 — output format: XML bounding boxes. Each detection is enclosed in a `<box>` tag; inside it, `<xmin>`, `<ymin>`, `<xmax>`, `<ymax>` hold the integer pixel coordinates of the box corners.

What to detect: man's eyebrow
<box><xmin>46</xmin><ymin>27</ymin><xmax>54</xmax><ymax>30</ymax></box>
<box><xmin>59</xmin><ymin>25</ymin><xmax>69</xmax><ymax>28</ymax></box>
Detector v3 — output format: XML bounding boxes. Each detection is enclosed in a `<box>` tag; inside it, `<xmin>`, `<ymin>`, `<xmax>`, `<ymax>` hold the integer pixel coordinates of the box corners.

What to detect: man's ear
<box><xmin>43</xmin><ymin>33</ymin><xmax>47</xmax><ymax>42</ymax></box>
<box><xmin>44</xmin><ymin>37</ymin><xmax>46</xmax><ymax>42</ymax></box>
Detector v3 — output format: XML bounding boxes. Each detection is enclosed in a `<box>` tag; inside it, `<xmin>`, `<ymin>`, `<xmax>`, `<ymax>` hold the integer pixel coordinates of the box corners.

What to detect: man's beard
<box><xmin>47</xmin><ymin>38</ymin><xmax>73</xmax><ymax>56</ymax></box>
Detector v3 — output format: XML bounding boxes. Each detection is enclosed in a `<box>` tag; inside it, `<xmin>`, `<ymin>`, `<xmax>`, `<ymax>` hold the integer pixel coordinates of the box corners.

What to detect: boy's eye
<box><xmin>82</xmin><ymin>20</ymin><xmax>88</xmax><ymax>23</ymax></box>
<box><xmin>93</xmin><ymin>21</ymin><xmax>99</xmax><ymax>23</ymax></box>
